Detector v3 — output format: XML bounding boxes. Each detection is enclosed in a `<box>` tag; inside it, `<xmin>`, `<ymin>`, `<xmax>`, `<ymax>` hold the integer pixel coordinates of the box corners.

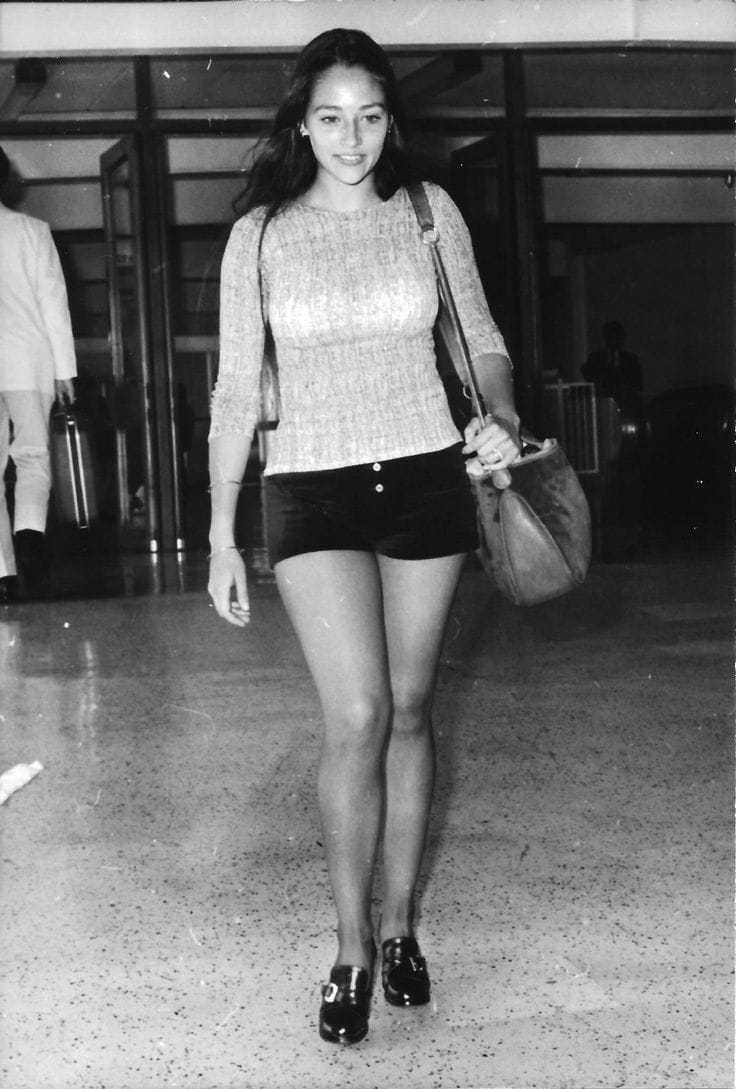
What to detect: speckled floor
<box><xmin>0</xmin><ymin>551</ymin><xmax>732</xmax><ymax>1089</ymax></box>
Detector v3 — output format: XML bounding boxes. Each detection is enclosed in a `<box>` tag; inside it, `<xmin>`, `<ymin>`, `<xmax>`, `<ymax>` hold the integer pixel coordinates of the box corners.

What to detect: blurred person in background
<box><xmin>0</xmin><ymin>145</ymin><xmax>76</xmax><ymax>603</ymax></box>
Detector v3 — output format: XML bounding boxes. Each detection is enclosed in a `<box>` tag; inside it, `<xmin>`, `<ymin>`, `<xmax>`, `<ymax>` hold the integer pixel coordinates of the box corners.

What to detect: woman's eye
<box><xmin>318</xmin><ymin>115</ymin><xmax>338</xmax><ymax>124</ymax></box>
<box><xmin>364</xmin><ymin>114</ymin><xmax>384</xmax><ymax>124</ymax></box>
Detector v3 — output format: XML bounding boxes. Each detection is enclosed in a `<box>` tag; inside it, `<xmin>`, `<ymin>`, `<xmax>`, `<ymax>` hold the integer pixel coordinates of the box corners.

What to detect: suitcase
<box><xmin>50</xmin><ymin>406</ymin><xmax>98</xmax><ymax>529</ymax></box>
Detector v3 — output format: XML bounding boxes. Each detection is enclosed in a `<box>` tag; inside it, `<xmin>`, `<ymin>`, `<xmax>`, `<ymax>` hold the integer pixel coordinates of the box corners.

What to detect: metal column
<box><xmin>502</xmin><ymin>54</ymin><xmax>546</xmax><ymax>430</ymax></box>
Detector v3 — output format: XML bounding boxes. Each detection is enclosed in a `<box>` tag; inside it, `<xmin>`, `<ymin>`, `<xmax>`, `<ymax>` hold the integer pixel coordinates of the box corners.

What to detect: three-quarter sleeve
<box><xmin>427</xmin><ymin>184</ymin><xmax>511</xmax><ymax>364</ymax></box>
<box><xmin>209</xmin><ymin>211</ymin><xmax>267</xmax><ymax>440</ymax></box>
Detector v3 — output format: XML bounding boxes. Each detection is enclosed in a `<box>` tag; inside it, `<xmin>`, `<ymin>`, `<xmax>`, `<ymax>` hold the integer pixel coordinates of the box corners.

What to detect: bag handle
<box><xmin>406</xmin><ymin>183</ymin><xmax>488</xmax><ymax>423</ymax></box>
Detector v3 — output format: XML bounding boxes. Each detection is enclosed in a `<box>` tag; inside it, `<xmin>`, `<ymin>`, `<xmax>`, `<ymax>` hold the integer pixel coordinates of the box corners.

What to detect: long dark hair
<box><xmin>236</xmin><ymin>28</ymin><xmax>415</xmax><ymax>217</ymax></box>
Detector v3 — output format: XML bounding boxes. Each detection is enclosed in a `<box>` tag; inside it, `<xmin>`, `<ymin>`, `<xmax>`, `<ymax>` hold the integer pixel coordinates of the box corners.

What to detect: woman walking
<box><xmin>208</xmin><ymin>27</ymin><xmax>520</xmax><ymax>1045</ymax></box>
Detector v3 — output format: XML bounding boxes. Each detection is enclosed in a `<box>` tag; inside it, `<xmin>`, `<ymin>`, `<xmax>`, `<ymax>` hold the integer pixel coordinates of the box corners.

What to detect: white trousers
<box><xmin>0</xmin><ymin>390</ymin><xmax>54</xmax><ymax>578</ymax></box>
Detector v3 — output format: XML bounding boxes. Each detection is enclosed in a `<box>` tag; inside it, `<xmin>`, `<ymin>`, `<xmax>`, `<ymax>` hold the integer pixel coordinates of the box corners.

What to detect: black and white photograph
<box><xmin>0</xmin><ymin>2</ymin><xmax>733</xmax><ymax>1087</ymax></box>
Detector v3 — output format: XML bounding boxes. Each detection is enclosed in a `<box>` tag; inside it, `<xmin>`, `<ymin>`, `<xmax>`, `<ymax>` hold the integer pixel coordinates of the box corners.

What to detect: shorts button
<box><xmin>374</xmin><ymin>483</ymin><xmax>384</xmax><ymax>493</ymax></box>
<box><xmin>372</xmin><ymin>462</ymin><xmax>382</xmax><ymax>472</ymax></box>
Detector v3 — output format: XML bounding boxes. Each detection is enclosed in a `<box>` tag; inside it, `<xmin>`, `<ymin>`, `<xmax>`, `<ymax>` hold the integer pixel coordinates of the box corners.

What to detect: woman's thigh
<box><xmin>274</xmin><ymin>549</ymin><xmax>391</xmax><ymax>734</ymax></box>
<box><xmin>377</xmin><ymin>552</ymin><xmax>466</xmax><ymax>716</ymax></box>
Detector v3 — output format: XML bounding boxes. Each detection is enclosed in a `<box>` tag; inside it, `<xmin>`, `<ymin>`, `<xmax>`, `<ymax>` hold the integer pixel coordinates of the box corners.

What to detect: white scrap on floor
<box><xmin>0</xmin><ymin>761</ymin><xmax>43</xmax><ymax>805</ymax></box>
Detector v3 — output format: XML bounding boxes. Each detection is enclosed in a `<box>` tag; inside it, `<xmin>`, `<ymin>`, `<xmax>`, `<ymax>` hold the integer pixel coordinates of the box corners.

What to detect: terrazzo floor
<box><xmin>0</xmin><ymin>550</ymin><xmax>732</xmax><ymax>1089</ymax></box>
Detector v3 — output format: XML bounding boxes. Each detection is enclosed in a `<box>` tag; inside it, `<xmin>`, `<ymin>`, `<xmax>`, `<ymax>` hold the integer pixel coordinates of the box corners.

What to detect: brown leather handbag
<box><xmin>408</xmin><ymin>183</ymin><xmax>592</xmax><ymax>606</ymax></box>
<box><xmin>470</xmin><ymin>434</ymin><xmax>592</xmax><ymax>606</ymax></box>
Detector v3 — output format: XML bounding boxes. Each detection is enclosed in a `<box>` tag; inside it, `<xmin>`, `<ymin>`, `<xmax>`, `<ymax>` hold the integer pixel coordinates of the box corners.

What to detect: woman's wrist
<box><xmin>488</xmin><ymin>408</ymin><xmax>520</xmax><ymax>432</ymax></box>
<box><xmin>208</xmin><ymin>478</ymin><xmax>242</xmax><ymax>492</ymax></box>
<box><xmin>209</xmin><ymin>525</ymin><xmax>236</xmax><ymax>549</ymax></box>
<box><xmin>208</xmin><ymin>544</ymin><xmax>241</xmax><ymax>560</ymax></box>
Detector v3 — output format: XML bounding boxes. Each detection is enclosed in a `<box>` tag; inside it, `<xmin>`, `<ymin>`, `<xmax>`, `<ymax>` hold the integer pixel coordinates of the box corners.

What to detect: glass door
<box><xmin>449</xmin><ymin>135</ymin><xmax>513</xmax><ymax>355</ymax></box>
<box><xmin>100</xmin><ymin>136</ymin><xmax>157</xmax><ymax>550</ymax></box>
<box><xmin>100</xmin><ymin>135</ymin><xmax>182</xmax><ymax>553</ymax></box>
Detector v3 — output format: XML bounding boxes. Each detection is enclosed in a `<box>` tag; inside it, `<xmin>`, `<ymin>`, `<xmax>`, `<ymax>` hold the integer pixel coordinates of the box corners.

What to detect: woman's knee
<box><xmin>390</xmin><ymin>679</ymin><xmax>433</xmax><ymax>735</ymax></box>
<box><xmin>323</xmin><ymin>692</ymin><xmax>391</xmax><ymax>753</ymax></box>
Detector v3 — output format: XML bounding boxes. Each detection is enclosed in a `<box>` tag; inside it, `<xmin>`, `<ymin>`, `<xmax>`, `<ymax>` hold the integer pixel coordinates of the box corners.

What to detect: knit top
<box><xmin>209</xmin><ymin>182</ymin><xmax>509</xmax><ymax>475</ymax></box>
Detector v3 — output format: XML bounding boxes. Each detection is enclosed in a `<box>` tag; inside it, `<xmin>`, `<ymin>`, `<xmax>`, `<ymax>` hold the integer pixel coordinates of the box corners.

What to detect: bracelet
<box><xmin>208</xmin><ymin>545</ymin><xmax>241</xmax><ymax>560</ymax></box>
<box><xmin>208</xmin><ymin>479</ymin><xmax>242</xmax><ymax>492</ymax></box>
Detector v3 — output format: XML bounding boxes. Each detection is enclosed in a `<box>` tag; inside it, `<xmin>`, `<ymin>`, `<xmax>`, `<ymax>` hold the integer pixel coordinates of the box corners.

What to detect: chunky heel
<box><xmin>319</xmin><ymin>965</ymin><xmax>372</xmax><ymax>1044</ymax></box>
<box><xmin>381</xmin><ymin>936</ymin><xmax>430</xmax><ymax>1007</ymax></box>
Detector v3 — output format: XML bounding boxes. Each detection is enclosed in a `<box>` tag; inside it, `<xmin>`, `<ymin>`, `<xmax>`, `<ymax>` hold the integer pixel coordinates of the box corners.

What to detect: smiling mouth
<box><xmin>335</xmin><ymin>155</ymin><xmax>365</xmax><ymax>165</ymax></box>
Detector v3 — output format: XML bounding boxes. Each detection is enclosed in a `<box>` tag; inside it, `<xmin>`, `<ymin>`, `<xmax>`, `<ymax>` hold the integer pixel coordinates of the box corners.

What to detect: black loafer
<box><xmin>319</xmin><ymin>965</ymin><xmax>372</xmax><ymax>1045</ymax></box>
<box><xmin>381</xmin><ymin>936</ymin><xmax>430</xmax><ymax>1007</ymax></box>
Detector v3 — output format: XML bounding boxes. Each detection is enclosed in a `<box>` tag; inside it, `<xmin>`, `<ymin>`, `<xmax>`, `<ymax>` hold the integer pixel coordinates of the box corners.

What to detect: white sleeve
<box><xmin>209</xmin><ymin>213</ymin><xmax>267</xmax><ymax>440</ymax></box>
<box><xmin>36</xmin><ymin>223</ymin><xmax>77</xmax><ymax>380</ymax></box>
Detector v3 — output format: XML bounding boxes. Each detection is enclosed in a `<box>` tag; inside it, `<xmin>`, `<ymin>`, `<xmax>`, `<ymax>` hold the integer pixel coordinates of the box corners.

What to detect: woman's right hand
<box><xmin>207</xmin><ymin>547</ymin><xmax>250</xmax><ymax>627</ymax></box>
<box><xmin>462</xmin><ymin>413</ymin><xmax>521</xmax><ymax>489</ymax></box>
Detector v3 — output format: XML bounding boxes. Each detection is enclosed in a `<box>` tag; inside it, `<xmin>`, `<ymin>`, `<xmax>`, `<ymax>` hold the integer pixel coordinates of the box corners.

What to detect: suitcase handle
<box><xmin>56</xmin><ymin>407</ymin><xmax>91</xmax><ymax>530</ymax></box>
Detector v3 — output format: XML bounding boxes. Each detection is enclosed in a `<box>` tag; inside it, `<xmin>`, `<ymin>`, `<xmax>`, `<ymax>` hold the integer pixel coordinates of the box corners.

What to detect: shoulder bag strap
<box><xmin>256</xmin><ymin>209</ymin><xmax>270</xmax><ymax>329</ymax></box>
<box><xmin>254</xmin><ymin>207</ymin><xmax>280</xmax><ymax>430</ymax></box>
<box><xmin>406</xmin><ymin>183</ymin><xmax>487</xmax><ymax>422</ymax></box>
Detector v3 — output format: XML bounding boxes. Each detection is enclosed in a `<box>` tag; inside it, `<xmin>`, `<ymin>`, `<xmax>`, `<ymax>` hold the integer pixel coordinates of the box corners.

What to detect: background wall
<box><xmin>582</xmin><ymin>226</ymin><xmax>733</xmax><ymax>397</ymax></box>
<box><xmin>542</xmin><ymin>223</ymin><xmax>734</xmax><ymax>399</ymax></box>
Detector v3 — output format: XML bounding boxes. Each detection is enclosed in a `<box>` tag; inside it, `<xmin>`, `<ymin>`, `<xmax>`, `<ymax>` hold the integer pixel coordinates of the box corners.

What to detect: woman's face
<box><xmin>301</xmin><ymin>64</ymin><xmax>391</xmax><ymax>195</ymax></box>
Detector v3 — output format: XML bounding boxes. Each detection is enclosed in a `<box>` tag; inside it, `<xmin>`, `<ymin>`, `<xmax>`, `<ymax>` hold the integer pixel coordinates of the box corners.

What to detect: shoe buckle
<box><xmin>322</xmin><ymin>981</ymin><xmax>339</xmax><ymax>1003</ymax></box>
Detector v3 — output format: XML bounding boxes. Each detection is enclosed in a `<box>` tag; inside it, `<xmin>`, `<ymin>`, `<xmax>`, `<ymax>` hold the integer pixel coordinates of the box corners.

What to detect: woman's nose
<box><xmin>342</xmin><ymin>119</ymin><xmax>361</xmax><ymax>146</ymax></box>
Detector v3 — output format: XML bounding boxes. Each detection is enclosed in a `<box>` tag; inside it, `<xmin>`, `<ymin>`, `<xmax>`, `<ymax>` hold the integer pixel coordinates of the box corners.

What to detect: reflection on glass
<box><xmin>150</xmin><ymin>55</ymin><xmax>295</xmax><ymax>116</ymax></box>
<box><xmin>0</xmin><ymin>58</ymin><xmax>135</xmax><ymax>120</ymax></box>
<box><xmin>101</xmin><ymin>146</ymin><xmax>157</xmax><ymax>550</ymax></box>
<box><xmin>525</xmin><ymin>50</ymin><xmax>732</xmax><ymax>115</ymax></box>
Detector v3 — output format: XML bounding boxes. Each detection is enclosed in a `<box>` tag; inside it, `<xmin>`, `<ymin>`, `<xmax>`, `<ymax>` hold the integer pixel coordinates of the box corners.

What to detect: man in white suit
<box><xmin>0</xmin><ymin>146</ymin><xmax>76</xmax><ymax>602</ymax></box>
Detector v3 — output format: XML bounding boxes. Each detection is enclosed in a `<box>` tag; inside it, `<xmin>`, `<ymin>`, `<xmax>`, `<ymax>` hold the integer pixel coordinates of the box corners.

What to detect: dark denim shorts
<box><xmin>265</xmin><ymin>443</ymin><xmax>478</xmax><ymax>566</ymax></box>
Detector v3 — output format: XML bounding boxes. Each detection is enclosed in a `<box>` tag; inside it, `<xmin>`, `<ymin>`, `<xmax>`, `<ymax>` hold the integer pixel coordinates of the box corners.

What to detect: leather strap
<box><xmin>406</xmin><ymin>183</ymin><xmax>487</xmax><ymax>421</ymax></box>
<box><xmin>256</xmin><ymin>209</ymin><xmax>271</xmax><ymax>328</ymax></box>
<box><xmin>255</xmin><ymin>208</ymin><xmax>280</xmax><ymax>429</ymax></box>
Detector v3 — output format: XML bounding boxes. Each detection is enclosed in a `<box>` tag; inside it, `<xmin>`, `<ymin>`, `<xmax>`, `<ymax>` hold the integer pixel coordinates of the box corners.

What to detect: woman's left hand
<box><xmin>462</xmin><ymin>414</ymin><xmax>522</xmax><ymax>487</ymax></box>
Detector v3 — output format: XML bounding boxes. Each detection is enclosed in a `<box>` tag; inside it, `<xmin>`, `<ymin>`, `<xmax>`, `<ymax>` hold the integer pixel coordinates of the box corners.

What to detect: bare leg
<box><xmin>377</xmin><ymin>552</ymin><xmax>466</xmax><ymax>941</ymax></box>
<box><xmin>275</xmin><ymin>550</ymin><xmax>390</xmax><ymax>970</ymax></box>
